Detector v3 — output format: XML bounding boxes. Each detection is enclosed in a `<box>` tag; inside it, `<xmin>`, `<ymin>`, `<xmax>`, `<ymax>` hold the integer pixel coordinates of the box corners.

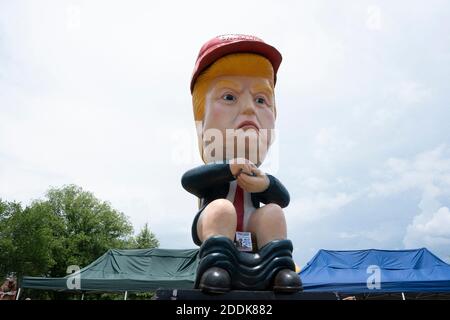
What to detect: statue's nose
<box><xmin>240</xmin><ymin>92</ymin><xmax>256</xmax><ymax>115</ymax></box>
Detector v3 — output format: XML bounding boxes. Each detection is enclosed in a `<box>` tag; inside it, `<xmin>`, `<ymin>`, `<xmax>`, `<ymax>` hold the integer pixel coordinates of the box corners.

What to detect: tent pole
<box><xmin>124</xmin><ymin>291</ymin><xmax>128</xmax><ymax>300</ymax></box>
<box><xmin>16</xmin><ymin>288</ymin><xmax>21</xmax><ymax>300</ymax></box>
<box><xmin>401</xmin><ymin>292</ymin><xmax>406</xmax><ymax>300</ymax></box>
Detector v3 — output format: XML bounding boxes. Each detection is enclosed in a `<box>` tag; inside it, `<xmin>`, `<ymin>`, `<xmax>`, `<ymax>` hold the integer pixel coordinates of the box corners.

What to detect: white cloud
<box><xmin>339</xmin><ymin>225</ymin><xmax>400</xmax><ymax>244</ymax></box>
<box><xmin>369</xmin><ymin>145</ymin><xmax>450</xmax><ymax>197</ymax></box>
<box><xmin>288</xmin><ymin>191</ymin><xmax>357</xmax><ymax>224</ymax></box>
<box><xmin>411</xmin><ymin>207</ymin><xmax>450</xmax><ymax>238</ymax></box>
<box><xmin>404</xmin><ymin>206</ymin><xmax>450</xmax><ymax>259</ymax></box>
<box><xmin>313</xmin><ymin>127</ymin><xmax>357</xmax><ymax>163</ymax></box>
<box><xmin>397</xmin><ymin>81</ymin><xmax>432</xmax><ymax>105</ymax></box>
<box><xmin>364</xmin><ymin>145</ymin><xmax>450</xmax><ymax>259</ymax></box>
<box><xmin>371</xmin><ymin>80</ymin><xmax>432</xmax><ymax>127</ymax></box>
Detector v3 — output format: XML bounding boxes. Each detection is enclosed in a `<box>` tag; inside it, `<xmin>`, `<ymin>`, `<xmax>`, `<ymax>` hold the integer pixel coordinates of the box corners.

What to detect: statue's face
<box><xmin>201</xmin><ymin>75</ymin><xmax>275</xmax><ymax>165</ymax></box>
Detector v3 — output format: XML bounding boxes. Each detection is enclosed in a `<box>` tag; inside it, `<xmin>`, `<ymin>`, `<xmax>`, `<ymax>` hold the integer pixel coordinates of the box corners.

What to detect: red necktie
<box><xmin>233</xmin><ymin>185</ymin><xmax>244</xmax><ymax>232</ymax></box>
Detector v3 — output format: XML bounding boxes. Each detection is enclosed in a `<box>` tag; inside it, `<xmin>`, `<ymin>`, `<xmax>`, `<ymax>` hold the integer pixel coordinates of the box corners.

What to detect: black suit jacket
<box><xmin>181</xmin><ymin>163</ymin><xmax>290</xmax><ymax>209</ymax></box>
<box><xmin>181</xmin><ymin>163</ymin><xmax>290</xmax><ymax>245</ymax></box>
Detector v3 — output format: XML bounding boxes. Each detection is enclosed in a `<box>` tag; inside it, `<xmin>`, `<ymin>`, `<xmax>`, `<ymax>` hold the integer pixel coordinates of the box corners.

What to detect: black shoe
<box><xmin>199</xmin><ymin>267</ymin><xmax>231</xmax><ymax>294</ymax></box>
<box><xmin>273</xmin><ymin>269</ymin><xmax>303</xmax><ymax>293</ymax></box>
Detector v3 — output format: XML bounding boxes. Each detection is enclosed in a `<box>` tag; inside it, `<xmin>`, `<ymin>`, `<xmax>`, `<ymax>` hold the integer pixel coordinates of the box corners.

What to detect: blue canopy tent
<box><xmin>300</xmin><ymin>248</ymin><xmax>450</xmax><ymax>296</ymax></box>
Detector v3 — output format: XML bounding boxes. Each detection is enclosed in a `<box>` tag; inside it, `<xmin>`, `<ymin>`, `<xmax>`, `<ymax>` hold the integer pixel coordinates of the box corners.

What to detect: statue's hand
<box><xmin>236</xmin><ymin>167</ymin><xmax>270</xmax><ymax>193</ymax></box>
<box><xmin>229</xmin><ymin>158</ymin><xmax>256</xmax><ymax>177</ymax></box>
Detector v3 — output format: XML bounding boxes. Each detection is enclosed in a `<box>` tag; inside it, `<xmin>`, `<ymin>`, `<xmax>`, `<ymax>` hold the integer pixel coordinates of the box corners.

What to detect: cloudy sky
<box><xmin>1</xmin><ymin>0</ymin><xmax>449</xmax><ymax>267</ymax></box>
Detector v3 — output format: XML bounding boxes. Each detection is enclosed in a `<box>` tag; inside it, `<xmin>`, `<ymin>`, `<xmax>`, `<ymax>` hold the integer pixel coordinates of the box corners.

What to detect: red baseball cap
<box><xmin>190</xmin><ymin>34</ymin><xmax>282</xmax><ymax>93</ymax></box>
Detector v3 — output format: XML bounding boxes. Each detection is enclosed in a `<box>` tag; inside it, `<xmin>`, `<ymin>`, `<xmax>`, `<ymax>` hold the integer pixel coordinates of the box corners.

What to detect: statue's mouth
<box><xmin>236</xmin><ymin>120</ymin><xmax>260</xmax><ymax>132</ymax></box>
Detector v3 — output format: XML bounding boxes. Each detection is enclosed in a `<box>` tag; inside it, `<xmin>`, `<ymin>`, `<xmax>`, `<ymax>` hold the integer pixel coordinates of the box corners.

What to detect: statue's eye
<box><xmin>255</xmin><ymin>97</ymin><xmax>266</xmax><ymax>105</ymax></box>
<box><xmin>222</xmin><ymin>94</ymin><xmax>236</xmax><ymax>102</ymax></box>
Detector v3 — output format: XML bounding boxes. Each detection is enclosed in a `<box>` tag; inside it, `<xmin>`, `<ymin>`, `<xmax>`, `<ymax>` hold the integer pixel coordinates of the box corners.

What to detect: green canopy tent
<box><xmin>20</xmin><ymin>248</ymin><xmax>199</xmax><ymax>299</ymax></box>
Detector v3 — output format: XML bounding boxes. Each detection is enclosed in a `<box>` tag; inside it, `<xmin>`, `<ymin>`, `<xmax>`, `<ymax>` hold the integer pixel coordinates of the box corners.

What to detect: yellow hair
<box><xmin>192</xmin><ymin>53</ymin><xmax>276</xmax><ymax>121</ymax></box>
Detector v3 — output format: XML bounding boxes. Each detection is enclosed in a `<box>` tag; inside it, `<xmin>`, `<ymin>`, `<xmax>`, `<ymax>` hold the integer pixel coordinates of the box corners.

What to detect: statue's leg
<box><xmin>195</xmin><ymin>199</ymin><xmax>237</xmax><ymax>293</ymax></box>
<box><xmin>247</xmin><ymin>204</ymin><xmax>303</xmax><ymax>293</ymax></box>
<box><xmin>197</xmin><ymin>199</ymin><xmax>236</xmax><ymax>243</ymax></box>
<box><xmin>247</xmin><ymin>203</ymin><xmax>287</xmax><ymax>248</ymax></box>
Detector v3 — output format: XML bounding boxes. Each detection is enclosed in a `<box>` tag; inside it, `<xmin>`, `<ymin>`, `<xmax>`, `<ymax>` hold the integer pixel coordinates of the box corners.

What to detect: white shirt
<box><xmin>225</xmin><ymin>180</ymin><xmax>256</xmax><ymax>231</ymax></box>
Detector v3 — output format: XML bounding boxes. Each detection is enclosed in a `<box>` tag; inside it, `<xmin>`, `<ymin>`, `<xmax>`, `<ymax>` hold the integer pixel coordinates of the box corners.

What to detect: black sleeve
<box><xmin>252</xmin><ymin>174</ymin><xmax>290</xmax><ymax>208</ymax></box>
<box><xmin>181</xmin><ymin>163</ymin><xmax>235</xmax><ymax>198</ymax></box>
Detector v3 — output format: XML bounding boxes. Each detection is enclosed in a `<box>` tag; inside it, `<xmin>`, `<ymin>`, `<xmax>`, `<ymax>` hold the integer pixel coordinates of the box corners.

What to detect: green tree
<box><xmin>0</xmin><ymin>200</ymin><xmax>23</xmax><ymax>276</ymax></box>
<box><xmin>0</xmin><ymin>185</ymin><xmax>141</xmax><ymax>279</ymax></box>
<box><xmin>134</xmin><ymin>223</ymin><xmax>159</xmax><ymax>249</ymax></box>
<box><xmin>0</xmin><ymin>200</ymin><xmax>63</xmax><ymax>278</ymax></box>
<box><xmin>42</xmin><ymin>184</ymin><xmax>134</xmax><ymax>276</ymax></box>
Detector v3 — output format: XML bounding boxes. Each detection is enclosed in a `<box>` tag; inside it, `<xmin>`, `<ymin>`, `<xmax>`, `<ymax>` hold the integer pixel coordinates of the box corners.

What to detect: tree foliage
<box><xmin>134</xmin><ymin>223</ymin><xmax>159</xmax><ymax>249</ymax></box>
<box><xmin>0</xmin><ymin>184</ymin><xmax>159</xmax><ymax>281</ymax></box>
